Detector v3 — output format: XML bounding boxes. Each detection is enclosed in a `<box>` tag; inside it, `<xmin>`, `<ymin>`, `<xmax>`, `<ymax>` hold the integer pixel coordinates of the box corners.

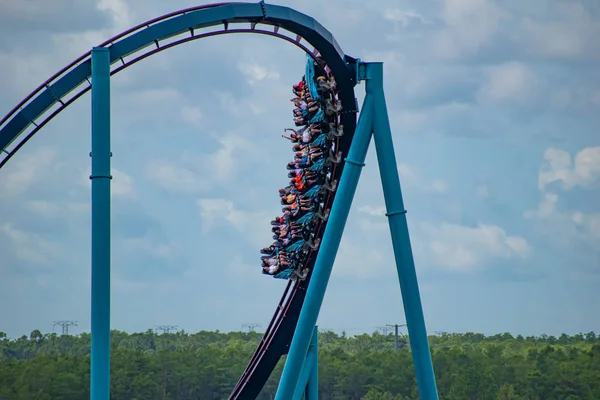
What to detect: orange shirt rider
<box><xmin>295</xmin><ymin>174</ymin><xmax>305</xmax><ymax>191</ymax></box>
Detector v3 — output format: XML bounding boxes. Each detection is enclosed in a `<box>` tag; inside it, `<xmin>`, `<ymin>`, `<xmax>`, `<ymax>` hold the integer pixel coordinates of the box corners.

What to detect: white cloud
<box><xmin>0</xmin><ymin>223</ymin><xmax>64</xmax><ymax>267</ymax></box>
<box><xmin>357</xmin><ymin>204</ymin><xmax>531</xmax><ymax>272</ymax></box>
<box><xmin>389</xmin><ymin>101</ymin><xmax>474</xmax><ymax>134</ymax></box>
<box><xmin>0</xmin><ymin>50</ymin><xmax>65</xmax><ymax>97</ymax></box>
<box><xmin>430</xmin><ymin>0</ymin><xmax>508</xmax><ymax>59</ymax></box>
<box><xmin>357</xmin><ymin>217</ymin><xmax>388</xmax><ymax>233</ymax></box>
<box><xmin>525</xmin><ymin>145</ymin><xmax>600</xmax><ymax>246</ymax></box>
<box><xmin>207</xmin><ymin>135</ymin><xmax>253</xmax><ymax>182</ymax></box>
<box><xmin>127</xmin><ymin>88</ymin><xmax>183</xmax><ymax>105</ymax></box>
<box><xmin>67</xmin><ymin>201</ymin><xmax>90</xmax><ymax>215</ymax></box>
<box><xmin>144</xmin><ymin>134</ymin><xmax>252</xmax><ymax>193</ymax></box>
<box><xmin>539</xmin><ymin>146</ymin><xmax>600</xmax><ymax>190</ymax></box>
<box><xmin>383</xmin><ymin>9</ymin><xmax>431</xmax><ymax>26</ymax></box>
<box><xmin>237</xmin><ymin>61</ymin><xmax>280</xmax><ymax>85</ymax></box>
<box><xmin>398</xmin><ymin>163</ymin><xmax>448</xmax><ymax>194</ymax></box>
<box><xmin>180</xmin><ymin>106</ymin><xmax>202</xmax><ymax>128</ymax></box>
<box><xmin>112</xmin><ymin>168</ymin><xmax>136</xmax><ymax>198</ymax></box>
<box><xmin>333</xmin><ymin>241</ymin><xmax>388</xmax><ymax>278</ymax></box>
<box><xmin>525</xmin><ymin>190</ymin><xmax>600</xmax><ymax>245</ymax></box>
<box><xmin>524</xmin><ymin>191</ymin><xmax>559</xmax><ymax>220</ymax></box>
<box><xmin>430</xmin><ymin>179</ymin><xmax>448</xmax><ymax>194</ymax></box>
<box><xmin>197</xmin><ymin>198</ymin><xmax>242</xmax><ymax>232</ymax></box>
<box><xmin>573</xmin><ymin>212</ymin><xmax>600</xmax><ymax>242</ymax></box>
<box><xmin>383</xmin><ymin>7</ymin><xmax>432</xmax><ymax>41</ymax></box>
<box><xmin>519</xmin><ymin>2</ymin><xmax>600</xmax><ymax>59</ymax></box>
<box><xmin>23</xmin><ymin>200</ymin><xmax>60</xmax><ymax>217</ymax></box>
<box><xmin>0</xmin><ymin>147</ymin><xmax>57</xmax><ymax>198</ymax></box>
<box><xmin>215</xmin><ymin>91</ymin><xmax>269</xmax><ymax>117</ymax></box>
<box><xmin>225</xmin><ymin>255</ymin><xmax>262</xmax><ymax>280</ymax></box>
<box><xmin>119</xmin><ymin>236</ymin><xmax>176</xmax><ymax>259</ymax></box>
<box><xmin>358</xmin><ymin>205</ymin><xmax>386</xmax><ymax>217</ymax></box>
<box><xmin>419</xmin><ymin>222</ymin><xmax>531</xmax><ymax>271</ymax></box>
<box><xmin>196</xmin><ymin>198</ymin><xmax>272</xmax><ymax>247</ymax></box>
<box><xmin>145</xmin><ymin>158</ymin><xmax>209</xmax><ymax>194</ymax></box>
<box><xmin>425</xmin><ymin>0</ymin><xmax>600</xmax><ymax>62</ymax></box>
<box><xmin>97</xmin><ymin>0</ymin><xmax>131</xmax><ymax>34</ymax></box>
<box><xmin>476</xmin><ymin>61</ymin><xmax>540</xmax><ymax>104</ymax></box>
<box><xmin>397</xmin><ymin>163</ymin><xmax>416</xmax><ymax>182</ymax></box>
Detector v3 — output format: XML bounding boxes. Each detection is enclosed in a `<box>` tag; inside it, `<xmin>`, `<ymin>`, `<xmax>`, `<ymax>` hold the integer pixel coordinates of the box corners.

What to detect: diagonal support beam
<box><xmin>292</xmin><ymin>326</ymin><xmax>319</xmax><ymax>400</ymax></box>
<box><xmin>294</xmin><ymin>326</ymin><xmax>319</xmax><ymax>400</ymax></box>
<box><xmin>293</xmin><ymin>351</ymin><xmax>315</xmax><ymax>400</ymax></box>
<box><xmin>305</xmin><ymin>327</ymin><xmax>319</xmax><ymax>400</ymax></box>
<box><xmin>370</xmin><ymin>62</ymin><xmax>439</xmax><ymax>400</ymax></box>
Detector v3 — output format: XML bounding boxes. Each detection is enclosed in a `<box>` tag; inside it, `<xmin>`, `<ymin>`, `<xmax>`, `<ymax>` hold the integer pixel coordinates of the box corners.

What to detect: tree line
<box><xmin>0</xmin><ymin>329</ymin><xmax>599</xmax><ymax>399</ymax></box>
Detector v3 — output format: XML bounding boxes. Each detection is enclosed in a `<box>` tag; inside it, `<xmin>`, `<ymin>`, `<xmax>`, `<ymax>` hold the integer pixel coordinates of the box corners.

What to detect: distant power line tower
<box><xmin>386</xmin><ymin>323</ymin><xmax>407</xmax><ymax>351</ymax></box>
<box><xmin>156</xmin><ymin>325</ymin><xmax>178</xmax><ymax>334</ymax></box>
<box><xmin>53</xmin><ymin>320</ymin><xmax>78</xmax><ymax>335</ymax></box>
<box><xmin>377</xmin><ymin>326</ymin><xmax>391</xmax><ymax>335</ymax></box>
<box><xmin>242</xmin><ymin>323</ymin><xmax>262</xmax><ymax>332</ymax></box>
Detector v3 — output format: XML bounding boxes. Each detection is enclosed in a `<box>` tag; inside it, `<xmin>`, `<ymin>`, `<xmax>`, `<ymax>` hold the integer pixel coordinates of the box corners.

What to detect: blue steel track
<box><xmin>0</xmin><ymin>3</ymin><xmax>358</xmax><ymax>399</ymax></box>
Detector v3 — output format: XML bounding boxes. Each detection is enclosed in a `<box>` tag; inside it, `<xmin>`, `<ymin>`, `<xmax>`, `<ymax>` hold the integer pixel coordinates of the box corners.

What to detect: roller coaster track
<box><xmin>0</xmin><ymin>3</ymin><xmax>358</xmax><ymax>399</ymax></box>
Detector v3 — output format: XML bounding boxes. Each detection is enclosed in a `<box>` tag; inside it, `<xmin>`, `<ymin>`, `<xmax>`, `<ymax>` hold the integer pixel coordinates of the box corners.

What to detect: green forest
<box><xmin>0</xmin><ymin>329</ymin><xmax>599</xmax><ymax>399</ymax></box>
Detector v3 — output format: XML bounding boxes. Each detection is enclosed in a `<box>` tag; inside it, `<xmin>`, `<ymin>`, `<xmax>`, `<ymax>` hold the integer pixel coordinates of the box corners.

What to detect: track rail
<box><xmin>0</xmin><ymin>3</ymin><xmax>358</xmax><ymax>399</ymax></box>
<box><xmin>0</xmin><ymin>2</ymin><xmax>356</xmax><ymax>166</ymax></box>
<box><xmin>0</xmin><ymin>28</ymin><xmax>321</xmax><ymax>169</ymax></box>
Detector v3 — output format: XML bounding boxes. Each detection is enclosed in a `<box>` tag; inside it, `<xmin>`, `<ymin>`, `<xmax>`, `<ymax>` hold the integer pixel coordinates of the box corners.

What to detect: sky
<box><xmin>0</xmin><ymin>0</ymin><xmax>599</xmax><ymax>339</ymax></box>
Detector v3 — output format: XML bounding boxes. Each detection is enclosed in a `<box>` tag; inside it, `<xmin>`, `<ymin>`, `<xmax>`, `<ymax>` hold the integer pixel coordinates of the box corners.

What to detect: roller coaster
<box><xmin>0</xmin><ymin>2</ymin><xmax>440</xmax><ymax>399</ymax></box>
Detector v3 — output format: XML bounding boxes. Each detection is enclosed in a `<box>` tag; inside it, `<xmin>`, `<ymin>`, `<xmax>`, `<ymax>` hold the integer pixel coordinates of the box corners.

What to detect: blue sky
<box><xmin>0</xmin><ymin>0</ymin><xmax>599</xmax><ymax>339</ymax></box>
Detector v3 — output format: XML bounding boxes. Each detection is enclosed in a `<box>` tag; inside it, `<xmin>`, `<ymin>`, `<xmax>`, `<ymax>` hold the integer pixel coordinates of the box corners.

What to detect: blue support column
<box><xmin>370</xmin><ymin>62</ymin><xmax>439</xmax><ymax>400</ymax></box>
<box><xmin>90</xmin><ymin>47</ymin><xmax>112</xmax><ymax>400</ymax></box>
<box><xmin>275</xmin><ymin>74</ymin><xmax>377</xmax><ymax>400</ymax></box>
<box><xmin>305</xmin><ymin>327</ymin><xmax>319</xmax><ymax>400</ymax></box>
<box><xmin>292</xmin><ymin>326</ymin><xmax>319</xmax><ymax>400</ymax></box>
<box><xmin>293</xmin><ymin>351</ymin><xmax>315</xmax><ymax>400</ymax></box>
